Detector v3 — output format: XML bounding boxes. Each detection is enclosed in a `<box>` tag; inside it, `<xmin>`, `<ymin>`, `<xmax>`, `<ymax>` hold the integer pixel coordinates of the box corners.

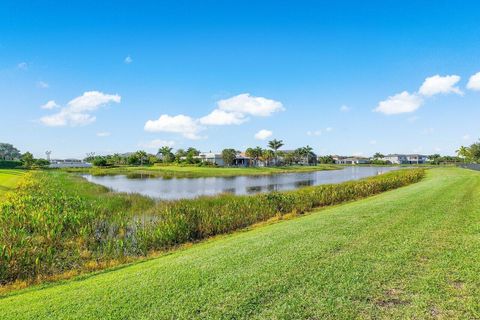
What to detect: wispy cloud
<box><xmin>340</xmin><ymin>105</ymin><xmax>350</xmax><ymax>112</ymax></box>
<box><xmin>96</xmin><ymin>132</ymin><xmax>111</xmax><ymax>137</ymax></box>
<box><xmin>124</xmin><ymin>55</ymin><xmax>133</xmax><ymax>64</ymax></box>
<box><xmin>17</xmin><ymin>62</ymin><xmax>28</xmax><ymax>70</ymax></box>
<box><xmin>36</xmin><ymin>81</ymin><xmax>49</xmax><ymax>89</ymax></box>
<box><xmin>40</xmin><ymin>100</ymin><xmax>59</xmax><ymax>110</ymax></box>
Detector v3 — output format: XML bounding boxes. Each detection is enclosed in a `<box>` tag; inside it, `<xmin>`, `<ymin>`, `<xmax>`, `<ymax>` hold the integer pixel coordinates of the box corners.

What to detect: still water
<box><xmin>83</xmin><ymin>166</ymin><xmax>400</xmax><ymax>200</ymax></box>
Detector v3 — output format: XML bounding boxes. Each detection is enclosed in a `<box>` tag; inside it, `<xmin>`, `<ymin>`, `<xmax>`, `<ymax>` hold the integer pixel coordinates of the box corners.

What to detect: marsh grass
<box><xmin>0</xmin><ymin>168</ymin><xmax>424</xmax><ymax>286</ymax></box>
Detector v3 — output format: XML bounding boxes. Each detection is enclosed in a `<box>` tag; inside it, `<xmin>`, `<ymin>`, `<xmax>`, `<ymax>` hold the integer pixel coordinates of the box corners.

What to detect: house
<box><xmin>234</xmin><ymin>153</ymin><xmax>251</xmax><ymax>167</ymax></box>
<box><xmin>335</xmin><ymin>157</ymin><xmax>370</xmax><ymax>165</ymax></box>
<box><xmin>382</xmin><ymin>154</ymin><xmax>428</xmax><ymax>164</ymax></box>
<box><xmin>49</xmin><ymin>159</ymin><xmax>92</xmax><ymax>168</ymax></box>
<box><xmin>198</xmin><ymin>152</ymin><xmax>224</xmax><ymax>166</ymax></box>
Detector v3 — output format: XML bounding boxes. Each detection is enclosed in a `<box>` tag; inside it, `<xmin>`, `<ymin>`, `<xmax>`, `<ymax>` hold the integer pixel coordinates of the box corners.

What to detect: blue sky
<box><xmin>1</xmin><ymin>0</ymin><xmax>480</xmax><ymax>158</ymax></box>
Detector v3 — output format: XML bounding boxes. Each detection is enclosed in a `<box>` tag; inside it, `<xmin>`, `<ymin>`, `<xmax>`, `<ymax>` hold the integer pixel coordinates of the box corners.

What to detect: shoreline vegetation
<box><xmin>0</xmin><ymin>168</ymin><xmax>424</xmax><ymax>290</ymax></box>
<box><xmin>61</xmin><ymin>163</ymin><xmax>340</xmax><ymax>178</ymax></box>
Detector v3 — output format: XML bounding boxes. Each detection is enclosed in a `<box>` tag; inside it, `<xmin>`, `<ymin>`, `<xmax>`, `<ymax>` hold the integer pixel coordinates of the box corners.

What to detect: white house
<box><xmin>198</xmin><ymin>152</ymin><xmax>224</xmax><ymax>166</ymax></box>
<box><xmin>332</xmin><ymin>156</ymin><xmax>370</xmax><ymax>165</ymax></box>
<box><xmin>382</xmin><ymin>154</ymin><xmax>428</xmax><ymax>164</ymax></box>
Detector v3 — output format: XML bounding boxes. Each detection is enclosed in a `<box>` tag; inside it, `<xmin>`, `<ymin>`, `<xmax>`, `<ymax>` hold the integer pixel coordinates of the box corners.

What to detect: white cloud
<box><xmin>96</xmin><ymin>132</ymin><xmax>111</xmax><ymax>137</ymax></box>
<box><xmin>144</xmin><ymin>114</ymin><xmax>203</xmax><ymax>140</ymax></box>
<box><xmin>419</xmin><ymin>74</ymin><xmax>462</xmax><ymax>97</ymax></box>
<box><xmin>17</xmin><ymin>62</ymin><xmax>28</xmax><ymax>70</ymax></box>
<box><xmin>199</xmin><ymin>109</ymin><xmax>246</xmax><ymax>125</ymax></box>
<box><xmin>467</xmin><ymin>72</ymin><xmax>480</xmax><ymax>91</ymax></box>
<box><xmin>124</xmin><ymin>55</ymin><xmax>133</xmax><ymax>64</ymax></box>
<box><xmin>37</xmin><ymin>81</ymin><xmax>49</xmax><ymax>89</ymax></box>
<box><xmin>217</xmin><ymin>93</ymin><xmax>284</xmax><ymax>117</ymax></box>
<box><xmin>139</xmin><ymin>139</ymin><xmax>175</xmax><ymax>149</ymax></box>
<box><xmin>369</xmin><ymin>140</ymin><xmax>377</xmax><ymax>145</ymax></box>
<box><xmin>463</xmin><ymin>134</ymin><xmax>471</xmax><ymax>140</ymax></box>
<box><xmin>307</xmin><ymin>130</ymin><xmax>321</xmax><ymax>136</ymax></box>
<box><xmin>340</xmin><ymin>105</ymin><xmax>350</xmax><ymax>112</ymax></box>
<box><xmin>40</xmin><ymin>91</ymin><xmax>121</xmax><ymax>127</ymax></box>
<box><xmin>40</xmin><ymin>110</ymin><xmax>96</xmax><ymax>127</ymax></box>
<box><xmin>325</xmin><ymin>127</ymin><xmax>333</xmax><ymax>132</ymax></box>
<box><xmin>40</xmin><ymin>100</ymin><xmax>60</xmax><ymax>110</ymax></box>
<box><xmin>254</xmin><ymin>129</ymin><xmax>273</xmax><ymax>140</ymax></box>
<box><xmin>67</xmin><ymin>91</ymin><xmax>121</xmax><ymax>113</ymax></box>
<box><xmin>374</xmin><ymin>91</ymin><xmax>423</xmax><ymax>115</ymax></box>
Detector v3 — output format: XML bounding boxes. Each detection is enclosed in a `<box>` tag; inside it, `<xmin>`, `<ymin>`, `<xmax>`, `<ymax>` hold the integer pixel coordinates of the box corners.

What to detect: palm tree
<box><xmin>159</xmin><ymin>146</ymin><xmax>173</xmax><ymax>163</ymax></box>
<box><xmin>135</xmin><ymin>150</ymin><xmax>148</xmax><ymax>166</ymax></box>
<box><xmin>302</xmin><ymin>145</ymin><xmax>315</xmax><ymax>165</ymax></box>
<box><xmin>456</xmin><ymin>146</ymin><xmax>470</xmax><ymax>163</ymax></box>
<box><xmin>268</xmin><ymin>139</ymin><xmax>284</xmax><ymax>166</ymax></box>
<box><xmin>260</xmin><ymin>149</ymin><xmax>274</xmax><ymax>167</ymax></box>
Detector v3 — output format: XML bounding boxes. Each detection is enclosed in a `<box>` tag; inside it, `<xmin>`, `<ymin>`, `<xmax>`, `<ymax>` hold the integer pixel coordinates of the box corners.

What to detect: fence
<box><xmin>458</xmin><ymin>163</ymin><xmax>480</xmax><ymax>171</ymax></box>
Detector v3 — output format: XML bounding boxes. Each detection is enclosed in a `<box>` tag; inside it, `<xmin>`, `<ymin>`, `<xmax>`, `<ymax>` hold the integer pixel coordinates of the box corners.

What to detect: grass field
<box><xmin>63</xmin><ymin>164</ymin><xmax>340</xmax><ymax>177</ymax></box>
<box><xmin>1</xmin><ymin>167</ymin><xmax>479</xmax><ymax>319</ymax></box>
<box><xmin>0</xmin><ymin>169</ymin><xmax>24</xmax><ymax>198</ymax></box>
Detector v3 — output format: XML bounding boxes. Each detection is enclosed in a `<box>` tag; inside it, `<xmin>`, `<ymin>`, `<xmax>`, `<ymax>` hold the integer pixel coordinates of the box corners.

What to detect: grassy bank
<box><xmin>0</xmin><ymin>169</ymin><xmax>25</xmax><ymax>198</ymax></box>
<box><xmin>63</xmin><ymin>163</ymin><xmax>340</xmax><ymax>177</ymax></box>
<box><xmin>1</xmin><ymin>167</ymin><xmax>478</xmax><ymax>319</ymax></box>
<box><xmin>0</xmin><ymin>169</ymin><xmax>423</xmax><ymax>287</ymax></box>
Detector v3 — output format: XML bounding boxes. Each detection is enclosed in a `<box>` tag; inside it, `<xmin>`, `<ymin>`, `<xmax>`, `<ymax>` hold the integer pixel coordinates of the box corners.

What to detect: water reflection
<box><xmin>83</xmin><ymin>166</ymin><xmax>400</xmax><ymax>200</ymax></box>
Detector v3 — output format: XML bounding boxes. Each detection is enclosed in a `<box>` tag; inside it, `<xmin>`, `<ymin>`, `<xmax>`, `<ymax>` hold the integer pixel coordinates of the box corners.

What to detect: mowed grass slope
<box><xmin>1</xmin><ymin>168</ymin><xmax>480</xmax><ymax>319</ymax></box>
<box><xmin>0</xmin><ymin>169</ymin><xmax>24</xmax><ymax>198</ymax></box>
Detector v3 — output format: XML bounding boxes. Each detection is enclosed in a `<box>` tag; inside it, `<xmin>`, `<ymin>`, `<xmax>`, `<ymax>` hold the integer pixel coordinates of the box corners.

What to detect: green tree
<box><xmin>221</xmin><ymin>149</ymin><xmax>237</xmax><ymax>167</ymax></box>
<box><xmin>21</xmin><ymin>152</ymin><xmax>35</xmax><ymax>168</ymax></box>
<box><xmin>245</xmin><ymin>147</ymin><xmax>263</xmax><ymax>166</ymax></box>
<box><xmin>318</xmin><ymin>155</ymin><xmax>334</xmax><ymax>164</ymax></box>
<box><xmin>159</xmin><ymin>146</ymin><xmax>174</xmax><ymax>163</ymax></box>
<box><xmin>93</xmin><ymin>157</ymin><xmax>108</xmax><ymax>167</ymax></box>
<box><xmin>260</xmin><ymin>149</ymin><xmax>275</xmax><ymax>166</ymax></box>
<box><xmin>428</xmin><ymin>154</ymin><xmax>441</xmax><ymax>165</ymax></box>
<box><xmin>469</xmin><ymin>141</ymin><xmax>480</xmax><ymax>163</ymax></box>
<box><xmin>175</xmin><ymin>149</ymin><xmax>186</xmax><ymax>162</ymax></box>
<box><xmin>135</xmin><ymin>150</ymin><xmax>148</xmax><ymax>166</ymax></box>
<box><xmin>373</xmin><ymin>152</ymin><xmax>384</xmax><ymax>159</ymax></box>
<box><xmin>268</xmin><ymin>139</ymin><xmax>284</xmax><ymax>166</ymax></box>
<box><xmin>0</xmin><ymin>143</ymin><xmax>21</xmax><ymax>160</ymax></box>
<box><xmin>456</xmin><ymin>146</ymin><xmax>470</xmax><ymax>163</ymax></box>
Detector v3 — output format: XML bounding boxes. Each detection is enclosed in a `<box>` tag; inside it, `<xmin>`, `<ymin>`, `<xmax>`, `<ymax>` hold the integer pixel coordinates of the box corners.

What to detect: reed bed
<box><xmin>0</xmin><ymin>168</ymin><xmax>424</xmax><ymax>285</ymax></box>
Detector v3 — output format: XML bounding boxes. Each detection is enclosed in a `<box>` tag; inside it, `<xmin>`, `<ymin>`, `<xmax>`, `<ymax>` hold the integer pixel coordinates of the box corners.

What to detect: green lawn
<box><xmin>0</xmin><ymin>169</ymin><xmax>24</xmax><ymax>198</ymax></box>
<box><xmin>63</xmin><ymin>164</ymin><xmax>340</xmax><ymax>177</ymax></box>
<box><xmin>1</xmin><ymin>167</ymin><xmax>480</xmax><ymax>319</ymax></box>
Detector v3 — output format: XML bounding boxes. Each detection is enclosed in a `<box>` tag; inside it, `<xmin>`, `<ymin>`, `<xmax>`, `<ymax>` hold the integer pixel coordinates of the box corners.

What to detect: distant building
<box><xmin>49</xmin><ymin>159</ymin><xmax>92</xmax><ymax>168</ymax></box>
<box><xmin>382</xmin><ymin>154</ymin><xmax>428</xmax><ymax>164</ymax></box>
<box><xmin>331</xmin><ymin>155</ymin><xmax>369</xmax><ymax>165</ymax></box>
<box><xmin>335</xmin><ymin>157</ymin><xmax>370</xmax><ymax>165</ymax></box>
<box><xmin>198</xmin><ymin>152</ymin><xmax>224</xmax><ymax>166</ymax></box>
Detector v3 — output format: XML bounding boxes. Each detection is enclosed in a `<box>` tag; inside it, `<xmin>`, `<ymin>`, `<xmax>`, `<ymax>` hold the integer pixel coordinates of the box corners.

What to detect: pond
<box><xmin>83</xmin><ymin>166</ymin><xmax>400</xmax><ymax>200</ymax></box>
